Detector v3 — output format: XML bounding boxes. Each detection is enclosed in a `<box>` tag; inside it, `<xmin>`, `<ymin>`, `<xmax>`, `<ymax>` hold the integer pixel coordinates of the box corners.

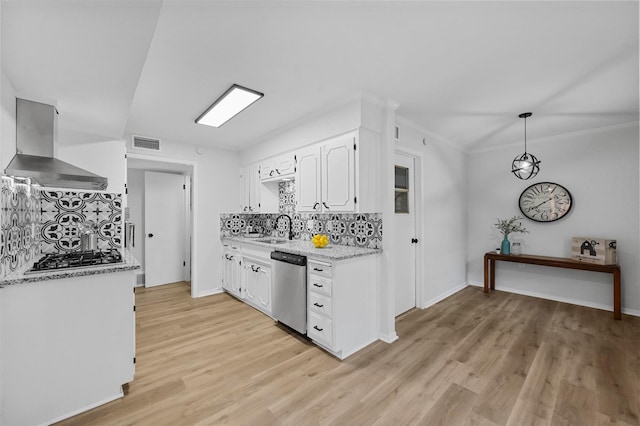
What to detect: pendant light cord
<box><xmin>523</xmin><ymin>115</ymin><xmax>527</xmax><ymax>154</ymax></box>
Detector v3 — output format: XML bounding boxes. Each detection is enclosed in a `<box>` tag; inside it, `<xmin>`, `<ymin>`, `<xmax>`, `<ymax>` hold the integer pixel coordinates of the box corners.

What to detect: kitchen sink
<box><xmin>255</xmin><ymin>238</ymin><xmax>288</xmax><ymax>244</ymax></box>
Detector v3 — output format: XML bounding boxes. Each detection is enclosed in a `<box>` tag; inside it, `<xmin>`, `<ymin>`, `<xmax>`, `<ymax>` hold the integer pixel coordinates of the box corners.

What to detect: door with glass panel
<box><xmin>394</xmin><ymin>152</ymin><xmax>416</xmax><ymax>316</ymax></box>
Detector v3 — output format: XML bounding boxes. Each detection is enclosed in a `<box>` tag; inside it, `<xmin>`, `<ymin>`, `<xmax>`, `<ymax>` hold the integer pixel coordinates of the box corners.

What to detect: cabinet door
<box><xmin>239</xmin><ymin>167</ymin><xmax>249</xmax><ymax>212</ymax></box>
<box><xmin>261</xmin><ymin>153</ymin><xmax>296</xmax><ymax>181</ymax></box>
<box><xmin>274</xmin><ymin>153</ymin><xmax>296</xmax><ymax>177</ymax></box>
<box><xmin>243</xmin><ymin>260</ymin><xmax>271</xmax><ymax>315</ymax></box>
<box><xmin>244</xmin><ymin>262</ymin><xmax>258</xmax><ymax>304</ymax></box>
<box><xmin>255</xmin><ymin>263</ymin><xmax>271</xmax><ymax>313</ymax></box>
<box><xmin>223</xmin><ymin>250</ymin><xmax>242</xmax><ymax>298</ymax></box>
<box><xmin>231</xmin><ymin>254</ymin><xmax>243</xmax><ymax>297</ymax></box>
<box><xmin>295</xmin><ymin>146</ymin><xmax>322</xmax><ymax>212</ymax></box>
<box><xmin>322</xmin><ymin>135</ymin><xmax>355</xmax><ymax>212</ymax></box>
<box><xmin>248</xmin><ymin>163</ymin><xmax>261</xmax><ymax>212</ymax></box>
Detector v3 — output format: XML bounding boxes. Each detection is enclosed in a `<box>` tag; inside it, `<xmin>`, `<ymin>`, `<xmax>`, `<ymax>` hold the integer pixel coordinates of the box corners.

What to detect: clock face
<box><xmin>518</xmin><ymin>182</ymin><xmax>572</xmax><ymax>223</ymax></box>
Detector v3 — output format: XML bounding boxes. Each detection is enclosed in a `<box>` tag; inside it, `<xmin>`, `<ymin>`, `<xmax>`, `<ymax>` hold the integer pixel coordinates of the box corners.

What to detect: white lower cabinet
<box><xmin>222</xmin><ymin>243</ymin><xmax>243</xmax><ymax>298</ymax></box>
<box><xmin>0</xmin><ymin>271</ymin><xmax>136</xmax><ymax>425</ymax></box>
<box><xmin>243</xmin><ymin>258</ymin><xmax>272</xmax><ymax>315</ymax></box>
<box><xmin>306</xmin><ymin>255</ymin><xmax>378</xmax><ymax>360</ymax></box>
<box><xmin>308</xmin><ymin>311</ymin><xmax>333</xmax><ymax>348</ymax></box>
<box><xmin>220</xmin><ymin>240</ymin><xmax>380</xmax><ymax>360</ymax></box>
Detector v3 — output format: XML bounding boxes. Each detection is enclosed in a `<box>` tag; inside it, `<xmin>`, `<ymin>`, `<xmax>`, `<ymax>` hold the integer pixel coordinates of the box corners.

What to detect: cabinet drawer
<box><xmin>309</xmin><ymin>292</ymin><xmax>332</xmax><ymax>318</ymax></box>
<box><xmin>308</xmin><ymin>260</ymin><xmax>332</xmax><ymax>278</ymax></box>
<box><xmin>308</xmin><ymin>312</ymin><xmax>333</xmax><ymax>348</ymax></box>
<box><xmin>308</xmin><ymin>276</ymin><xmax>332</xmax><ymax>296</ymax></box>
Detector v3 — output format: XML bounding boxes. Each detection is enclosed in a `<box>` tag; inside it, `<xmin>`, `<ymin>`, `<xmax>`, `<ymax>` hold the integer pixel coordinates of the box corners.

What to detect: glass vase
<box><xmin>501</xmin><ymin>235</ymin><xmax>511</xmax><ymax>255</ymax></box>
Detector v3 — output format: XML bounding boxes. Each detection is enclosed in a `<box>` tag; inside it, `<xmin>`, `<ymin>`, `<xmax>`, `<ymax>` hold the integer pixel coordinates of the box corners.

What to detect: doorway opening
<box><xmin>126</xmin><ymin>154</ymin><xmax>198</xmax><ymax>297</ymax></box>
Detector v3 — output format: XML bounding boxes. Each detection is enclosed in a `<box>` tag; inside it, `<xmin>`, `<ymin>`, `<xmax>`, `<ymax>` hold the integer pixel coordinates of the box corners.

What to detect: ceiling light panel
<box><xmin>196</xmin><ymin>84</ymin><xmax>263</xmax><ymax>128</ymax></box>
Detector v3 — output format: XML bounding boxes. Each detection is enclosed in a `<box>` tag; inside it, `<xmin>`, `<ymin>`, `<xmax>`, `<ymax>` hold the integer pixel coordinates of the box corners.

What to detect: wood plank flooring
<box><xmin>57</xmin><ymin>283</ymin><xmax>640</xmax><ymax>426</ymax></box>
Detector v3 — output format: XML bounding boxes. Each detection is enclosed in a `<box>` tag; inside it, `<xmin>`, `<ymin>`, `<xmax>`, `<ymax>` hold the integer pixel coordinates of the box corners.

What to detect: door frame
<box><xmin>394</xmin><ymin>147</ymin><xmax>424</xmax><ymax>309</ymax></box>
<box><xmin>127</xmin><ymin>153</ymin><xmax>199</xmax><ymax>298</ymax></box>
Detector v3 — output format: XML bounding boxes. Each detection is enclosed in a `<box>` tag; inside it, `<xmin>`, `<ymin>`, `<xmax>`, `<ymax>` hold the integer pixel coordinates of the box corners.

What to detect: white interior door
<box><xmin>394</xmin><ymin>152</ymin><xmax>416</xmax><ymax>316</ymax></box>
<box><xmin>145</xmin><ymin>171</ymin><xmax>185</xmax><ymax>287</ymax></box>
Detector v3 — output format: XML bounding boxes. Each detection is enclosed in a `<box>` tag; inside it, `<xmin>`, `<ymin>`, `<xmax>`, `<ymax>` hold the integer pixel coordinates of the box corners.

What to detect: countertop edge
<box><xmin>223</xmin><ymin>237</ymin><xmax>382</xmax><ymax>260</ymax></box>
<box><xmin>0</xmin><ymin>250</ymin><xmax>141</xmax><ymax>286</ymax></box>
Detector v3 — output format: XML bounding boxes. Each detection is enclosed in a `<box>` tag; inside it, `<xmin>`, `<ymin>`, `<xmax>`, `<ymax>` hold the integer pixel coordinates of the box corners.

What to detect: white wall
<box><xmin>125</xmin><ymin>137</ymin><xmax>240</xmax><ymax>297</ymax></box>
<box><xmin>57</xmin><ymin>137</ymin><xmax>127</xmax><ymax>194</ymax></box>
<box><xmin>395</xmin><ymin>120</ymin><xmax>469</xmax><ymax>306</ymax></box>
<box><xmin>467</xmin><ymin>123</ymin><xmax>640</xmax><ymax>315</ymax></box>
<box><xmin>241</xmin><ymin>98</ymin><xmax>365</xmax><ymax>165</ymax></box>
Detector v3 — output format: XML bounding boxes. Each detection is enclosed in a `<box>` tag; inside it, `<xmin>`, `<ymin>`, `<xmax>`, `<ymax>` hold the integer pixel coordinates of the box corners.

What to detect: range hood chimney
<box><xmin>4</xmin><ymin>98</ymin><xmax>108</xmax><ymax>191</ymax></box>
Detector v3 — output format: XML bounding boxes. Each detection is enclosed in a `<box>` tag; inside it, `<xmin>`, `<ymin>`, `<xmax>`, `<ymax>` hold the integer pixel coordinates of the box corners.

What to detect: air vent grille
<box><xmin>132</xmin><ymin>136</ymin><xmax>161</xmax><ymax>151</ymax></box>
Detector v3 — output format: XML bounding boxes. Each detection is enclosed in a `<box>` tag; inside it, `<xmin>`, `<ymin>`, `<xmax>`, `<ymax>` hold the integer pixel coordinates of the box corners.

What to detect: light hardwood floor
<box><xmin>58</xmin><ymin>283</ymin><xmax>640</xmax><ymax>426</ymax></box>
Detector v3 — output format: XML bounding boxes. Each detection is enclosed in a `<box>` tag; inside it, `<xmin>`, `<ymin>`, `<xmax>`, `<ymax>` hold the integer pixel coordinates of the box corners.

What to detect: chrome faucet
<box><xmin>275</xmin><ymin>214</ymin><xmax>294</xmax><ymax>240</ymax></box>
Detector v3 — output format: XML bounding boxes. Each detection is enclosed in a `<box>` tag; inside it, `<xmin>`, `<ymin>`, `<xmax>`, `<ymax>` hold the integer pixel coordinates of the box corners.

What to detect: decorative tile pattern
<box><xmin>0</xmin><ymin>177</ymin><xmax>42</xmax><ymax>279</ymax></box>
<box><xmin>220</xmin><ymin>212</ymin><xmax>382</xmax><ymax>249</ymax></box>
<box><xmin>40</xmin><ymin>190</ymin><xmax>123</xmax><ymax>253</ymax></box>
<box><xmin>278</xmin><ymin>180</ymin><xmax>296</xmax><ymax>215</ymax></box>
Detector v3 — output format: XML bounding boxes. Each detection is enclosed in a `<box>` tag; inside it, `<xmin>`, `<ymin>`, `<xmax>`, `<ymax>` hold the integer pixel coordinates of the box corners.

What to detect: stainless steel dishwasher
<box><xmin>271</xmin><ymin>251</ymin><xmax>307</xmax><ymax>334</ymax></box>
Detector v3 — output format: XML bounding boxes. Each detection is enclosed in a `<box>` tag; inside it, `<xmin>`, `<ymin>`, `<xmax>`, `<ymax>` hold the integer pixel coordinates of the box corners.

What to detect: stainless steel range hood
<box><xmin>4</xmin><ymin>98</ymin><xmax>108</xmax><ymax>191</ymax></box>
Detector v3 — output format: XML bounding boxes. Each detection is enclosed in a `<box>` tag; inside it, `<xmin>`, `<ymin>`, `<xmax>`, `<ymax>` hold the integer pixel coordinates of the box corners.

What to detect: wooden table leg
<box><xmin>613</xmin><ymin>267</ymin><xmax>621</xmax><ymax>320</ymax></box>
<box><xmin>490</xmin><ymin>259</ymin><xmax>496</xmax><ymax>290</ymax></box>
<box><xmin>484</xmin><ymin>254</ymin><xmax>489</xmax><ymax>293</ymax></box>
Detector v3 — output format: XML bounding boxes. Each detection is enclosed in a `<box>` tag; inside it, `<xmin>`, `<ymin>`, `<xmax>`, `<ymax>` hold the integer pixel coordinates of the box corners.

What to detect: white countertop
<box><xmin>0</xmin><ymin>249</ymin><xmax>141</xmax><ymax>286</ymax></box>
<box><xmin>223</xmin><ymin>236</ymin><xmax>381</xmax><ymax>260</ymax></box>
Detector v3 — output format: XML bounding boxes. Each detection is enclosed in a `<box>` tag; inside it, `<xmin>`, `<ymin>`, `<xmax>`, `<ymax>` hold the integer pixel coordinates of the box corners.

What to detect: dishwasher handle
<box><xmin>270</xmin><ymin>251</ymin><xmax>307</xmax><ymax>266</ymax></box>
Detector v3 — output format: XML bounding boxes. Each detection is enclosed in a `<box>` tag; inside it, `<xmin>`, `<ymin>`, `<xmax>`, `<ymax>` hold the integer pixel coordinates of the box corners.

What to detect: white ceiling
<box><xmin>2</xmin><ymin>1</ymin><xmax>638</xmax><ymax>153</ymax></box>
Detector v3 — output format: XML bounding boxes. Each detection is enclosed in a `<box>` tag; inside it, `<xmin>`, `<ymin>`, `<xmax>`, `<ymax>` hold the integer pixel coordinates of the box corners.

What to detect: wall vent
<box><xmin>132</xmin><ymin>135</ymin><xmax>161</xmax><ymax>151</ymax></box>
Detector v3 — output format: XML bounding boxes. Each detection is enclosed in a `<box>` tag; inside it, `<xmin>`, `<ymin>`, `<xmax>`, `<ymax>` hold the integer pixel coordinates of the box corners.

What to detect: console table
<box><xmin>483</xmin><ymin>252</ymin><xmax>622</xmax><ymax>320</ymax></box>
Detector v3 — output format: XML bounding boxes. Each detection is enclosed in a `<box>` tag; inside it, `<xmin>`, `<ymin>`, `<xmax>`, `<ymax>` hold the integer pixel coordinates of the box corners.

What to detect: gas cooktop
<box><xmin>25</xmin><ymin>249</ymin><xmax>124</xmax><ymax>274</ymax></box>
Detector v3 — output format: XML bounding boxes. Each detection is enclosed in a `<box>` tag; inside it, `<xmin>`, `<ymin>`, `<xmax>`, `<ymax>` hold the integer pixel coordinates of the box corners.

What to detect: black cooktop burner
<box><xmin>26</xmin><ymin>249</ymin><xmax>124</xmax><ymax>274</ymax></box>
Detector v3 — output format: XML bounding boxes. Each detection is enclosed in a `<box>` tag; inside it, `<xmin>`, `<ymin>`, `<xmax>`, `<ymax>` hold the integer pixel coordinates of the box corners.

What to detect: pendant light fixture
<box><xmin>511</xmin><ymin>112</ymin><xmax>540</xmax><ymax>180</ymax></box>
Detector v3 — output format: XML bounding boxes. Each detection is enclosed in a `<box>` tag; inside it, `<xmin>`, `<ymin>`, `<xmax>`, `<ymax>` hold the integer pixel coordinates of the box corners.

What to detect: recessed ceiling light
<box><xmin>195</xmin><ymin>84</ymin><xmax>264</xmax><ymax>128</ymax></box>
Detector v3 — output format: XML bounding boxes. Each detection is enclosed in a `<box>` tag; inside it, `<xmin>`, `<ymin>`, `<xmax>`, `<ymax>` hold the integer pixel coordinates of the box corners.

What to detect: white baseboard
<box><xmin>194</xmin><ymin>287</ymin><xmax>224</xmax><ymax>298</ymax></box>
<box><xmin>419</xmin><ymin>282</ymin><xmax>468</xmax><ymax>309</ymax></box>
<box><xmin>468</xmin><ymin>280</ymin><xmax>640</xmax><ymax>318</ymax></box>
<box><xmin>378</xmin><ymin>331</ymin><xmax>399</xmax><ymax>344</ymax></box>
<box><xmin>45</xmin><ymin>391</ymin><xmax>124</xmax><ymax>425</ymax></box>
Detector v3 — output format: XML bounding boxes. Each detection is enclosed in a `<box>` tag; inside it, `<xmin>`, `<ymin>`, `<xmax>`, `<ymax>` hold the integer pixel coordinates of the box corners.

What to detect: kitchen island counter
<box><xmin>0</xmin><ymin>249</ymin><xmax>140</xmax><ymax>286</ymax></box>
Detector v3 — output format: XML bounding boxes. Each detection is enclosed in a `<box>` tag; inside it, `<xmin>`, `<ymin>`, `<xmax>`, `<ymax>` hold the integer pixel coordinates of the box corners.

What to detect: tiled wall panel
<box><xmin>40</xmin><ymin>190</ymin><xmax>122</xmax><ymax>253</ymax></box>
<box><xmin>0</xmin><ymin>178</ymin><xmax>42</xmax><ymax>278</ymax></box>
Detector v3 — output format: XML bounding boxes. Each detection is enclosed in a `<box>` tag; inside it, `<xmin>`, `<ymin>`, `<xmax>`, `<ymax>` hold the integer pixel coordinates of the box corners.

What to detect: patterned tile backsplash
<box><xmin>278</xmin><ymin>180</ymin><xmax>296</xmax><ymax>216</ymax></box>
<box><xmin>1</xmin><ymin>177</ymin><xmax>42</xmax><ymax>279</ymax></box>
<box><xmin>220</xmin><ymin>212</ymin><xmax>382</xmax><ymax>249</ymax></box>
<box><xmin>40</xmin><ymin>190</ymin><xmax>122</xmax><ymax>253</ymax></box>
<box><xmin>1</xmin><ymin>176</ymin><xmax>123</xmax><ymax>278</ymax></box>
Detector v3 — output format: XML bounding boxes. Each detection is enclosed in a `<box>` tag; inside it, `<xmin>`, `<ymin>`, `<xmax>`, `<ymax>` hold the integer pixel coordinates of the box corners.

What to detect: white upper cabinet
<box><xmin>322</xmin><ymin>135</ymin><xmax>355</xmax><ymax>212</ymax></box>
<box><xmin>296</xmin><ymin>132</ymin><xmax>357</xmax><ymax>213</ymax></box>
<box><xmin>296</xmin><ymin>145</ymin><xmax>322</xmax><ymax>212</ymax></box>
<box><xmin>240</xmin><ymin>163</ymin><xmax>260</xmax><ymax>212</ymax></box>
<box><xmin>260</xmin><ymin>152</ymin><xmax>296</xmax><ymax>181</ymax></box>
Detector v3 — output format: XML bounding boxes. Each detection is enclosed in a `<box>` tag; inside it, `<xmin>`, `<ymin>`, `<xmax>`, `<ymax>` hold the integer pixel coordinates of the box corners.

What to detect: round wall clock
<box><xmin>518</xmin><ymin>181</ymin><xmax>573</xmax><ymax>222</ymax></box>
